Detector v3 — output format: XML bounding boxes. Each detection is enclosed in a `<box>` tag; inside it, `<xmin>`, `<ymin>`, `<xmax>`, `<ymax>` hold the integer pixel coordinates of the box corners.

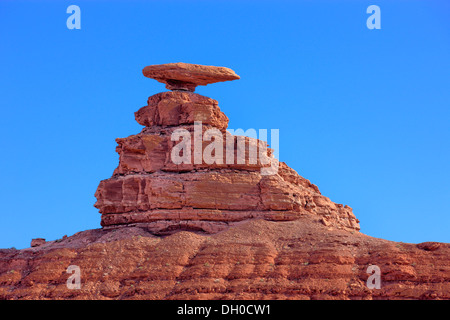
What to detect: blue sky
<box><xmin>0</xmin><ymin>0</ymin><xmax>449</xmax><ymax>249</ymax></box>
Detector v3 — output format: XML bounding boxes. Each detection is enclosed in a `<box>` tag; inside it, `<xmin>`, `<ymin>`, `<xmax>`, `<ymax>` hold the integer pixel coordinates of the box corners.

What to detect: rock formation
<box><xmin>0</xmin><ymin>219</ymin><xmax>448</xmax><ymax>300</ymax></box>
<box><xmin>142</xmin><ymin>62</ymin><xmax>240</xmax><ymax>92</ymax></box>
<box><xmin>94</xmin><ymin>63</ymin><xmax>360</xmax><ymax>234</ymax></box>
<box><xmin>0</xmin><ymin>63</ymin><xmax>448</xmax><ymax>300</ymax></box>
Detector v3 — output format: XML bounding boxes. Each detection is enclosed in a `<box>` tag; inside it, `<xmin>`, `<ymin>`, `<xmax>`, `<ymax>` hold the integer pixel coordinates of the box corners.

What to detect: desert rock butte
<box><xmin>0</xmin><ymin>63</ymin><xmax>448</xmax><ymax>300</ymax></box>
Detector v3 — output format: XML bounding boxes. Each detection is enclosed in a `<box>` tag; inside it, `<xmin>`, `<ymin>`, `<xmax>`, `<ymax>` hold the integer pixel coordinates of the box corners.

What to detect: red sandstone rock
<box><xmin>135</xmin><ymin>91</ymin><xmax>229</xmax><ymax>130</ymax></box>
<box><xmin>142</xmin><ymin>63</ymin><xmax>240</xmax><ymax>92</ymax></box>
<box><xmin>95</xmin><ymin>169</ymin><xmax>359</xmax><ymax>232</ymax></box>
<box><xmin>0</xmin><ymin>64</ymin><xmax>448</xmax><ymax>300</ymax></box>
<box><xmin>417</xmin><ymin>242</ymin><xmax>441</xmax><ymax>251</ymax></box>
<box><xmin>30</xmin><ymin>238</ymin><xmax>46</xmax><ymax>247</ymax></box>
<box><xmin>96</xmin><ymin>74</ymin><xmax>359</xmax><ymax>233</ymax></box>
<box><xmin>0</xmin><ymin>218</ymin><xmax>448</xmax><ymax>300</ymax></box>
<box><xmin>112</xmin><ymin>129</ymin><xmax>272</xmax><ymax>175</ymax></box>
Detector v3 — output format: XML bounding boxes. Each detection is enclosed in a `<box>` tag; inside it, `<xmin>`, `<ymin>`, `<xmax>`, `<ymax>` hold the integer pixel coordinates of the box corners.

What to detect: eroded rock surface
<box><xmin>2</xmin><ymin>64</ymin><xmax>446</xmax><ymax>300</ymax></box>
<box><xmin>142</xmin><ymin>62</ymin><xmax>240</xmax><ymax>92</ymax></box>
<box><xmin>94</xmin><ymin>89</ymin><xmax>360</xmax><ymax>233</ymax></box>
<box><xmin>0</xmin><ymin>219</ymin><xmax>448</xmax><ymax>300</ymax></box>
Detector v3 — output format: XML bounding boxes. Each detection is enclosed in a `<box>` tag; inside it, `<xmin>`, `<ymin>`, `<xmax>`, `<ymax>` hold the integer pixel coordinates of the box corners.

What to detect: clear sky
<box><xmin>0</xmin><ymin>0</ymin><xmax>449</xmax><ymax>249</ymax></box>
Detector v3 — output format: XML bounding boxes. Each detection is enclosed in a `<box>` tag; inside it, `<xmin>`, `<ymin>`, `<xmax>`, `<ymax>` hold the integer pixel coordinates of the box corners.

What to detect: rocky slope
<box><xmin>0</xmin><ymin>217</ymin><xmax>448</xmax><ymax>300</ymax></box>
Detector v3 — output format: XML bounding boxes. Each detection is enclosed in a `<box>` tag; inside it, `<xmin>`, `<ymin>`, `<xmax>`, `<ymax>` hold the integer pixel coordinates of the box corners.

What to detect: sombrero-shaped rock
<box><xmin>142</xmin><ymin>62</ymin><xmax>240</xmax><ymax>92</ymax></box>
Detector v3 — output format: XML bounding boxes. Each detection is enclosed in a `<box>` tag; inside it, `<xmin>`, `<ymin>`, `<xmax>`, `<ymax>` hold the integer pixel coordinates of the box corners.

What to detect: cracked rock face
<box><xmin>94</xmin><ymin>90</ymin><xmax>360</xmax><ymax>234</ymax></box>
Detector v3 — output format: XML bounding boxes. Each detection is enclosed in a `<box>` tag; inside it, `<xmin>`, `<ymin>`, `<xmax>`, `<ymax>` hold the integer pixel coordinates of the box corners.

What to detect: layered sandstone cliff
<box><xmin>94</xmin><ymin>90</ymin><xmax>360</xmax><ymax>234</ymax></box>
